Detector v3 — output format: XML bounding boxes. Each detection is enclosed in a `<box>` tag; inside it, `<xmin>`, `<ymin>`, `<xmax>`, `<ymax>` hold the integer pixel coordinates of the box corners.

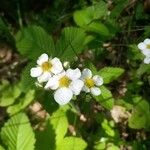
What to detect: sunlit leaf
<box><xmin>50</xmin><ymin>107</ymin><xmax>68</xmax><ymax>145</ymax></box>
<box><xmin>1</xmin><ymin>113</ymin><xmax>35</xmax><ymax>150</ymax></box>
<box><xmin>7</xmin><ymin>90</ymin><xmax>35</xmax><ymax>115</ymax></box>
<box><xmin>98</xmin><ymin>67</ymin><xmax>124</xmax><ymax>84</ymax></box>
<box><xmin>56</xmin><ymin>137</ymin><xmax>87</xmax><ymax>150</ymax></box>
<box><xmin>0</xmin><ymin>82</ymin><xmax>21</xmax><ymax>107</ymax></box>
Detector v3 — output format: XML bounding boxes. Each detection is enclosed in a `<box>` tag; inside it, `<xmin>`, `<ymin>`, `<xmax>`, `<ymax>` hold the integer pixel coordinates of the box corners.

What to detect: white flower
<box><xmin>81</xmin><ymin>68</ymin><xmax>103</xmax><ymax>96</ymax></box>
<box><xmin>144</xmin><ymin>56</ymin><xmax>150</xmax><ymax>64</ymax></box>
<box><xmin>138</xmin><ymin>38</ymin><xmax>150</xmax><ymax>56</ymax></box>
<box><xmin>30</xmin><ymin>53</ymin><xmax>63</xmax><ymax>83</ymax></box>
<box><xmin>45</xmin><ymin>68</ymin><xmax>84</xmax><ymax>105</ymax></box>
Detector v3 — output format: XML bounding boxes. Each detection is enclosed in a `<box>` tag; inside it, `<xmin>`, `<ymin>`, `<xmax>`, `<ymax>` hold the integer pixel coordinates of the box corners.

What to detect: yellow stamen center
<box><xmin>59</xmin><ymin>76</ymin><xmax>71</xmax><ymax>87</ymax></box>
<box><xmin>85</xmin><ymin>78</ymin><xmax>95</xmax><ymax>88</ymax></box>
<box><xmin>41</xmin><ymin>62</ymin><xmax>52</xmax><ymax>71</ymax></box>
<box><xmin>147</xmin><ymin>44</ymin><xmax>150</xmax><ymax>49</ymax></box>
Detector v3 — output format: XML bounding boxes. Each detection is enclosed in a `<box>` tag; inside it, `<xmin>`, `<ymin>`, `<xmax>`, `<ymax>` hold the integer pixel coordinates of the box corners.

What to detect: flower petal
<box><xmin>51</xmin><ymin>57</ymin><xmax>63</xmax><ymax>74</ymax></box>
<box><xmin>81</xmin><ymin>68</ymin><xmax>92</xmax><ymax>79</ymax></box>
<box><xmin>144</xmin><ymin>38</ymin><xmax>150</xmax><ymax>45</ymax></box>
<box><xmin>82</xmin><ymin>85</ymin><xmax>90</xmax><ymax>93</ymax></box>
<box><xmin>141</xmin><ymin>49</ymin><xmax>150</xmax><ymax>56</ymax></box>
<box><xmin>144</xmin><ymin>57</ymin><xmax>150</xmax><ymax>64</ymax></box>
<box><xmin>91</xmin><ymin>87</ymin><xmax>101</xmax><ymax>96</ymax></box>
<box><xmin>54</xmin><ymin>87</ymin><xmax>73</xmax><ymax>105</ymax></box>
<box><xmin>37</xmin><ymin>53</ymin><xmax>49</xmax><ymax>65</ymax></box>
<box><xmin>45</xmin><ymin>76</ymin><xmax>59</xmax><ymax>90</ymax></box>
<box><xmin>30</xmin><ymin>67</ymin><xmax>42</xmax><ymax>77</ymax></box>
<box><xmin>37</xmin><ymin>72</ymin><xmax>51</xmax><ymax>83</ymax></box>
<box><xmin>70</xmin><ymin>80</ymin><xmax>84</xmax><ymax>95</ymax></box>
<box><xmin>138</xmin><ymin>42</ymin><xmax>146</xmax><ymax>50</ymax></box>
<box><xmin>66</xmin><ymin>68</ymin><xmax>81</xmax><ymax>80</ymax></box>
<box><xmin>93</xmin><ymin>75</ymin><xmax>103</xmax><ymax>86</ymax></box>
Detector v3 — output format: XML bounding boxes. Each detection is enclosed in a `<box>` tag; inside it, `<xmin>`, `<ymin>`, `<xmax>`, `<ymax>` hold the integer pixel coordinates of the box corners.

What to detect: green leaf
<box><xmin>86</xmin><ymin>22</ymin><xmax>110</xmax><ymax>37</ymax></box>
<box><xmin>93</xmin><ymin>1</ymin><xmax>107</xmax><ymax>19</ymax></box>
<box><xmin>16</xmin><ymin>25</ymin><xmax>55</xmax><ymax>60</ymax></box>
<box><xmin>73</xmin><ymin>2</ymin><xmax>107</xmax><ymax>27</ymax></box>
<box><xmin>95</xmin><ymin>86</ymin><xmax>114</xmax><ymax>110</ymax></box>
<box><xmin>56</xmin><ymin>27</ymin><xmax>86</xmax><ymax>60</ymax></box>
<box><xmin>107</xmin><ymin>144</ymin><xmax>120</xmax><ymax>150</ymax></box>
<box><xmin>128</xmin><ymin>99</ymin><xmax>150</xmax><ymax>129</ymax></box>
<box><xmin>56</xmin><ymin>137</ymin><xmax>87</xmax><ymax>150</ymax></box>
<box><xmin>50</xmin><ymin>107</ymin><xmax>68</xmax><ymax>145</ymax></box>
<box><xmin>1</xmin><ymin>113</ymin><xmax>35</xmax><ymax>150</ymax></box>
<box><xmin>0</xmin><ymin>82</ymin><xmax>21</xmax><ymax>107</ymax></box>
<box><xmin>98</xmin><ymin>67</ymin><xmax>124</xmax><ymax>84</ymax></box>
<box><xmin>7</xmin><ymin>90</ymin><xmax>35</xmax><ymax>115</ymax></box>
<box><xmin>94</xmin><ymin>142</ymin><xmax>106</xmax><ymax>150</ymax></box>
<box><xmin>73</xmin><ymin>9</ymin><xmax>93</xmax><ymax>27</ymax></box>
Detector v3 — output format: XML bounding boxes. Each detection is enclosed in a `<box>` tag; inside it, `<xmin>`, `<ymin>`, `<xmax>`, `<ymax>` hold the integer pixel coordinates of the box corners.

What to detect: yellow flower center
<box><xmin>59</xmin><ymin>76</ymin><xmax>71</xmax><ymax>87</ymax></box>
<box><xmin>41</xmin><ymin>61</ymin><xmax>52</xmax><ymax>71</ymax></box>
<box><xmin>85</xmin><ymin>78</ymin><xmax>94</xmax><ymax>88</ymax></box>
<box><xmin>147</xmin><ymin>44</ymin><xmax>150</xmax><ymax>49</ymax></box>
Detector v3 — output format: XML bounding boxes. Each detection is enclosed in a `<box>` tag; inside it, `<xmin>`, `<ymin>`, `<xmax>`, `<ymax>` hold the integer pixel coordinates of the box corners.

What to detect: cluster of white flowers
<box><xmin>138</xmin><ymin>38</ymin><xmax>150</xmax><ymax>64</ymax></box>
<box><xmin>30</xmin><ymin>53</ymin><xmax>103</xmax><ymax>105</ymax></box>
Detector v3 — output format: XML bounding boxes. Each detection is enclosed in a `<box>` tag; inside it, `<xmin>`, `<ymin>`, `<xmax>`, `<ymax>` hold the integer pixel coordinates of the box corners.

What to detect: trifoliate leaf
<box><xmin>16</xmin><ymin>25</ymin><xmax>55</xmax><ymax>60</ymax></box>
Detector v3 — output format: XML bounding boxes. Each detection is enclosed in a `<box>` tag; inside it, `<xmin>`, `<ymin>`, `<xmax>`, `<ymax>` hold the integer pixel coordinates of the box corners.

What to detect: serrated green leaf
<box><xmin>95</xmin><ymin>86</ymin><xmax>114</xmax><ymax>110</ymax></box>
<box><xmin>128</xmin><ymin>99</ymin><xmax>150</xmax><ymax>129</ymax></box>
<box><xmin>56</xmin><ymin>27</ymin><xmax>86</xmax><ymax>60</ymax></box>
<box><xmin>16</xmin><ymin>25</ymin><xmax>55</xmax><ymax>60</ymax></box>
<box><xmin>56</xmin><ymin>137</ymin><xmax>87</xmax><ymax>150</ymax></box>
<box><xmin>1</xmin><ymin>113</ymin><xmax>35</xmax><ymax>150</ymax></box>
<box><xmin>0</xmin><ymin>82</ymin><xmax>21</xmax><ymax>107</ymax></box>
<box><xmin>98</xmin><ymin>67</ymin><xmax>124</xmax><ymax>84</ymax></box>
<box><xmin>50</xmin><ymin>107</ymin><xmax>68</xmax><ymax>145</ymax></box>
<box><xmin>7</xmin><ymin>90</ymin><xmax>35</xmax><ymax>115</ymax></box>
